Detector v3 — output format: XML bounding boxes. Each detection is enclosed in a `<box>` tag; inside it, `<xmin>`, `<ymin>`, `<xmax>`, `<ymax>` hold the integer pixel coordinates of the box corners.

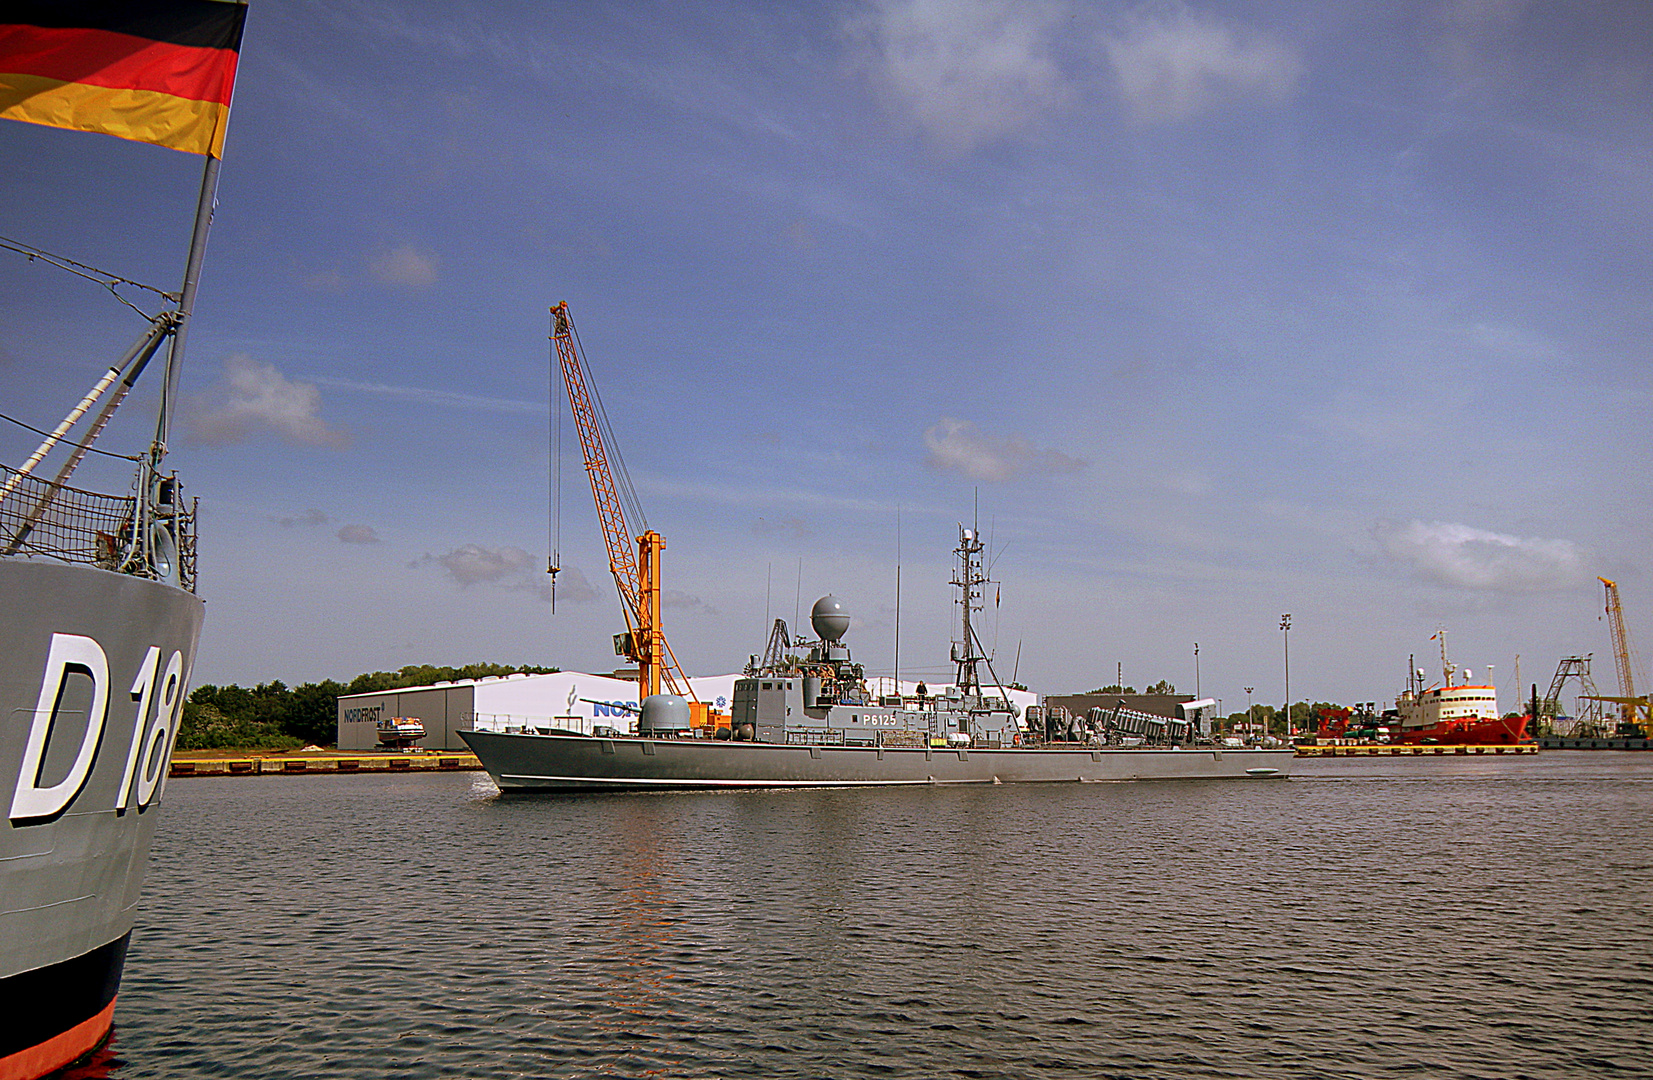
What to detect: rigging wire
<box><xmin>0</xmin><ymin>234</ymin><xmax>175</xmax><ymax>320</ymax></box>
<box><xmin>0</xmin><ymin>410</ymin><xmax>142</xmax><ymax>461</ymax></box>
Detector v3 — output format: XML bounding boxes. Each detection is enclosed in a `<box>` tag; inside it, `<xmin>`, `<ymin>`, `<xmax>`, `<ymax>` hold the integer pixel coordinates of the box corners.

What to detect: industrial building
<box><xmin>336</xmin><ymin>671</ymin><xmax>743</xmax><ymax>751</ymax></box>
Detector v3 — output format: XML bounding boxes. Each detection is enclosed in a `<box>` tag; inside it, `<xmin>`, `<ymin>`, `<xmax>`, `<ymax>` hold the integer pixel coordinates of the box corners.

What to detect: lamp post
<box><xmin>1194</xmin><ymin>642</ymin><xmax>1200</xmax><ymax>700</ymax></box>
<box><xmin>1280</xmin><ymin>614</ymin><xmax>1292</xmax><ymax>742</ymax></box>
<box><xmin>1245</xmin><ymin>686</ymin><xmax>1254</xmax><ymax>742</ymax></box>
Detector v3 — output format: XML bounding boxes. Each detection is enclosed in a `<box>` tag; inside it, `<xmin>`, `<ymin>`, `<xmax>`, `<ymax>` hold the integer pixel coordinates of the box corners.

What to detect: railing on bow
<box><xmin>0</xmin><ymin>463</ymin><xmax>196</xmax><ymax>591</ymax></box>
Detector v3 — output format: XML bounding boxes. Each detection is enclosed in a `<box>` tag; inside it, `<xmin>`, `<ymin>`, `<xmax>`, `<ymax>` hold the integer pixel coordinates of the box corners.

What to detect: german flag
<box><xmin>0</xmin><ymin>1</ymin><xmax>246</xmax><ymax>158</ymax></box>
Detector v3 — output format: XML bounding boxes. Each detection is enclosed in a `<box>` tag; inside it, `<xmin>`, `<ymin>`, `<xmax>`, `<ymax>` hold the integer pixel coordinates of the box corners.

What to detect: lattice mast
<box><xmin>549</xmin><ymin>302</ymin><xmax>690</xmax><ymax>701</ymax></box>
<box><xmin>1543</xmin><ymin>656</ymin><xmax>1604</xmax><ymax>737</ymax></box>
<box><xmin>951</xmin><ymin>526</ymin><xmax>987</xmax><ymax>695</ymax></box>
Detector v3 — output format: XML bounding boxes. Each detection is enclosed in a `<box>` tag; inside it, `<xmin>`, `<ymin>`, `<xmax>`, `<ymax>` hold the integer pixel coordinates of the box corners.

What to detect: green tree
<box><xmin>279</xmin><ymin>680</ymin><xmax>346</xmax><ymax>745</ymax></box>
<box><xmin>178</xmin><ymin>696</ymin><xmax>300</xmax><ymax>751</ymax></box>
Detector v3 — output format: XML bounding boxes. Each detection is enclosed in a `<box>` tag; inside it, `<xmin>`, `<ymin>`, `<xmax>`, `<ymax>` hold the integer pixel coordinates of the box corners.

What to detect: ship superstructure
<box><xmin>724</xmin><ymin>528</ymin><xmax>1021</xmax><ymax>749</ymax></box>
<box><xmin>1391</xmin><ymin>632</ymin><xmax>1528</xmax><ymax>746</ymax></box>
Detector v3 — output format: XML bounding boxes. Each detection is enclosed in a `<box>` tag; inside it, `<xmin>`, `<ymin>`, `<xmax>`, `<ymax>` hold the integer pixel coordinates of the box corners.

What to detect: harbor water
<box><xmin>76</xmin><ymin>753</ymin><xmax>1651</xmax><ymax>1078</ymax></box>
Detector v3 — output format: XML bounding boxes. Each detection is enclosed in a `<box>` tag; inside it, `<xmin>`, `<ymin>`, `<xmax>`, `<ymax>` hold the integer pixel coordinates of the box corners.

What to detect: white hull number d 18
<box><xmin>9</xmin><ymin>632</ymin><xmax>186</xmax><ymax>823</ymax></box>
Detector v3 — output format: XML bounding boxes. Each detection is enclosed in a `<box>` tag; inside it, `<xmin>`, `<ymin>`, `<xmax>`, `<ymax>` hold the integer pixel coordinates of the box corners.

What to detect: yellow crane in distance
<box><xmin>1588</xmin><ymin>576</ymin><xmax>1651</xmax><ymax>737</ymax></box>
<box><xmin>549</xmin><ymin>301</ymin><xmax>699</xmax><ymax>716</ymax></box>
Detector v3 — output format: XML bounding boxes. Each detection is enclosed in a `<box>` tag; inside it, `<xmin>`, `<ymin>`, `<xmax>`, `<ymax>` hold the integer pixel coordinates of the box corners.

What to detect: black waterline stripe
<box><xmin>0</xmin><ymin>932</ymin><xmax>128</xmax><ymax>1058</ymax></box>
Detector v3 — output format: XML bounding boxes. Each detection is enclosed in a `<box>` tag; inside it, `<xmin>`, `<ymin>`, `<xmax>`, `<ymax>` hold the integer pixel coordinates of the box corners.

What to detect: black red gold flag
<box><xmin>0</xmin><ymin>1</ymin><xmax>246</xmax><ymax>157</ymax></box>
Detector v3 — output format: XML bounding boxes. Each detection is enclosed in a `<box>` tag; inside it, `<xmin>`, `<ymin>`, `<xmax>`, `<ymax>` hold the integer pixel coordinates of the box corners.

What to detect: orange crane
<box><xmin>1593</xmin><ymin>576</ymin><xmax>1650</xmax><ymax>737</ymax></box>
<box><xmin>550</xmin><ymin>301</ymin><xmax>696</xmax><ymax>710</ymax></box>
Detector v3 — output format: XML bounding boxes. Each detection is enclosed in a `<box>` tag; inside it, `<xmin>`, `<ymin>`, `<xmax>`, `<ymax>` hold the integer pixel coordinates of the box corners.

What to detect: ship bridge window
<box><xmin>762</xmin><ymin>682</ymin><xmax>773</xmax><ymax>690</ymax></box>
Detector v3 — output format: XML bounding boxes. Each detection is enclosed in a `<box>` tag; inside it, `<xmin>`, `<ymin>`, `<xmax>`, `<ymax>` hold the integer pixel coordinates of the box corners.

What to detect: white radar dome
<box><xmin>811</xmin><ymin>594</ymin><xmax>850</xmax><ymax>643</ymax></box>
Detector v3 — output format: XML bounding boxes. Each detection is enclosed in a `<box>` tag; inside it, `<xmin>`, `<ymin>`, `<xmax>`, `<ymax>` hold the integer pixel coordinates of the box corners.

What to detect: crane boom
<box><xmin>1601</xmin><ymin>577</ymin><xmax>1634</xmax><ymax>711</ymax></box>
<box><xmin>1597</xmin><ymin>576</ymin><xmax>1649</xmax><ymax>734</ymax></box>
<box><xmin>551</xmin><ymin>302</ymin><xmax>691</xmax><ymax>702</ymax></box>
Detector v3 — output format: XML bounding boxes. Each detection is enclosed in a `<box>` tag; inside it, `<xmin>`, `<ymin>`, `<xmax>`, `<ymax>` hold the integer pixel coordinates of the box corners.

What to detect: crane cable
<box><xmin>566</xmin><ymin>314</ymin><xmax>648</xmax><ymax>537</ymax></box>
<box><xmin>547</xmin><ymin>313</ymin><xmax>561</xmax><ymax>612</ymax></box>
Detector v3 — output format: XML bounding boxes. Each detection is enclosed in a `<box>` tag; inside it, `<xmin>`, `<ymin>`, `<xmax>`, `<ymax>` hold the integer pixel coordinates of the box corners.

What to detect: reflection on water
<box><xmin>96</xmin><ymin>753</ymin><xmax>1653</xmax><ymax>1078</ymax></box>
<box><xmin>591</xmin><ymin>798</ymin><xmax>687</xmax><ymax>1038</ymax></box>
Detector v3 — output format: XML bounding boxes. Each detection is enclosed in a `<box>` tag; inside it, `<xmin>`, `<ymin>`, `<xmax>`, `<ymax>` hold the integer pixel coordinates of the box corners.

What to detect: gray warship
<box><xmin>1</xmin><ymin>5</ymin><xmax>245</xmax><ymax>1073</ymax></box>
<box><xmin>461</xmin><ymin>527</ymin><xmax>1294</xmax><ymax>792</ymax></box>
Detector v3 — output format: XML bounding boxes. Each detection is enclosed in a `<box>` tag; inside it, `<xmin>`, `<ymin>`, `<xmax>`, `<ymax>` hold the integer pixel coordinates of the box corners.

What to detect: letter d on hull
<box><xmin>10</xmin><ymin>633</ymin><xmax>110</xmax><ymax>822</ymax></box>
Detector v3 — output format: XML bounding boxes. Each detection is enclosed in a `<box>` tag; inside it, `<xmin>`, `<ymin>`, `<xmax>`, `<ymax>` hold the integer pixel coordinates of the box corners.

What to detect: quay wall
<box><xmin>170</xmin><ymin>753</ymin><xmax>481</xmax><ymax>777</ymax></box>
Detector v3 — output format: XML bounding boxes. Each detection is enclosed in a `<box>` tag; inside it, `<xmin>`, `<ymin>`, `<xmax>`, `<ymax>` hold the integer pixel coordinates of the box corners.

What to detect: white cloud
<box><xmin>310</xmin><ymin>375</ymin><xmax>543</xmax><ymax>415</ymax></box>
<box><xmin>923</xmin><ymin>417</ymin><xmax>1085</xmax><ymax>482</ymax></box>
<box><xmin>189</xmin><ymin>355</ymin><xmax>349</xmax><ymax>449</ymax></box>
<box><xmin>412</xmin><ymin>544</ymin><xmax>600</xmax><ymax>606</ymax></box>
<box><xmin>337</xmin><ymin>523</ymin><xmax>381</xmax><ymax>544</ymax></box>
<box><xmin>1105</xmin><ymin>5</ymin><xmax>1300</xmax><ymax>123</ymax></box>
<box><xmin>418</xmin><ymin>543</ymin><xmax>535</xmax><ymax>587</ymax></box>
<box><xmin>663</xmin><ymin>589</ymin><xmax>718</xmax><ymax>615</ymax></box>
<box><xmin>850</xmin><ymin>0</ymin><xmax>1074</xmax><ymax>152</ymax></box>
<box><xmin>1373</xmin><ymin>520</ymin><xmax>1586</xmax><ymax>591</ymax></box>
<box><xmin>302</xmin><ymin>269</ymin><xmax>349</xmax><ymax>293</ymax></box>
<box><xmin>368</xmin><ymin>242</ymin><xmax>439</xmax><ymax>287</ymax></box>
<box><xmin>751</xmin><ymin>515</ymin><xmax>813</xmax><ymax>539</ymax></box>
<box><xmin>542</xmin><ymin>564</ymin><xmax>599</xmax><ymax>606</ymax></box>
<box><xmin>277</xmin><ymin>508</ymin><xmax>328</xmax><ymax>528</ymax></box>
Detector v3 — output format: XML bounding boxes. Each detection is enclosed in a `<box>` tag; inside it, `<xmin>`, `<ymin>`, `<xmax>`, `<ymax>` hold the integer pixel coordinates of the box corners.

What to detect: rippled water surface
<box><xmin>79</xmin><ymin>753</ymin><xmax>1653</xmax><ymax>1078</ymax></box>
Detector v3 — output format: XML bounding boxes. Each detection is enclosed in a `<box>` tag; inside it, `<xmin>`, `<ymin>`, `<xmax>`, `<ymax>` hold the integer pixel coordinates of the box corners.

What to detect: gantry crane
<box><xmin>1541</xmin><ymin>655</ymin><xmax>1605</xmax><ymax>737</ymax></box>
<box><xmin>550</xmin><ymin>301</ymin><xmax>694</xmax><ymax>707</ymax></box>
<box><xmin>1590</xmin><ymin>576</ymin><xmax>1650</xmax><ymax>737</ymax></box>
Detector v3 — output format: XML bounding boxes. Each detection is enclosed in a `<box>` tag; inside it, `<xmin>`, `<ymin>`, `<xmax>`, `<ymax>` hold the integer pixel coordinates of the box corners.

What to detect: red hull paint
<box><xmin>0</xmin><ymin>999</ymin><xmax>114</xmax><ymax>1080</ymax></box>
<box><xmin>1395</xmin><ymin>714</ymin><xmax>1530</xmax><ymax>746</ymax></box>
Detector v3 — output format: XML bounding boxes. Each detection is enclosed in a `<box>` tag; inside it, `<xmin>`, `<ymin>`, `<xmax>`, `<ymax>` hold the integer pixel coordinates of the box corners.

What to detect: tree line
<box><xmin>179</xmin><ymin>662</ymin><xmax>559</xmax><ymax>750</ymax></box>
<box><xmin>1087</xmin><ymin>680</ymin><xmax>1179</xmax><ymax>696</ymax></box>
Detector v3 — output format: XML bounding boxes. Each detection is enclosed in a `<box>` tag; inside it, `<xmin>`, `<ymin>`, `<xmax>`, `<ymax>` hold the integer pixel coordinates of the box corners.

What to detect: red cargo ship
<box><xmin>1391</xmin><ymin>633</ymin><xmax>1530</xmax><ymax>745</ymax></box>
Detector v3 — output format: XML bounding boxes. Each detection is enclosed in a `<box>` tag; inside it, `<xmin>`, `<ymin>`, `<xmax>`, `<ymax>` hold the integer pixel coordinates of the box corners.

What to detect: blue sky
<box><xmin>4</xmin><ymin>0</ymin><xmax>1650</xmax><ymax>715</ymax></box>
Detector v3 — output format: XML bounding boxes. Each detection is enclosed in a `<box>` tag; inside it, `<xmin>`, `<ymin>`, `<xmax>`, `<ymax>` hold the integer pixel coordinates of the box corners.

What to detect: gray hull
<box><xmin>460</xmin><ymin>729</ymin><xmax>1294</xmax><ymax>792</ymax></box>
<box><xmin>0</xmin><ymin>559</ymin><xmax>203</xmax><ymax>1064</ymax></box>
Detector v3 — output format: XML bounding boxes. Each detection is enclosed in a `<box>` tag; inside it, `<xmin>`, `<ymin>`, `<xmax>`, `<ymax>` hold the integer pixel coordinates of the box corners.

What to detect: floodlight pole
<box><xmin>1280</xmin><ymin>614</ymin><xmax>1292</xmax><ymax>742</ymax></box>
